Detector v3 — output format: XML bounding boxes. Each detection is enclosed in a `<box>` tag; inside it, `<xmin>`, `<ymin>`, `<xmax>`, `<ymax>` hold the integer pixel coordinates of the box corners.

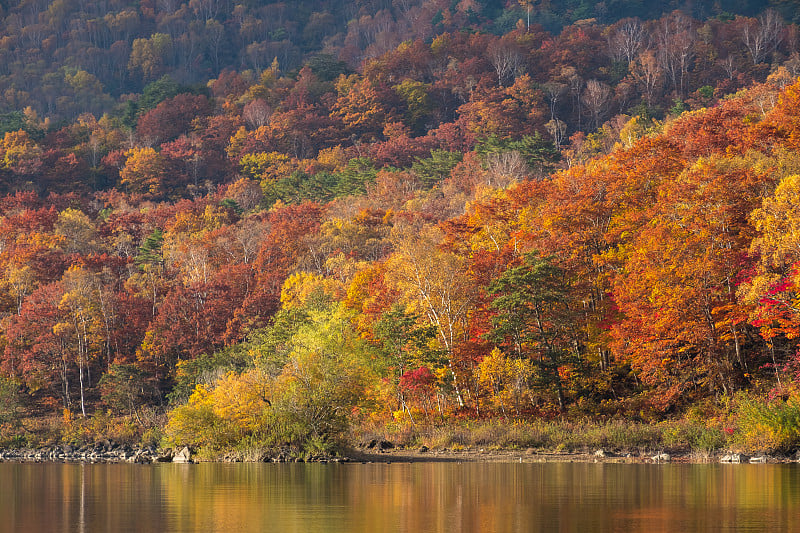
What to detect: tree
<box><xmin>269</xmin><ymin>302</ymin><xmax>373</xmax><ymax>442</ymax></box>
<box><xmin>476</xmin><ymin>347</ymin><xmax>534</xmax><ymax>416</ymax></box>
<box><xmin>333</xmin><ymin>74</ymin><xmax>398</xmax><ymax>141</ymax></box>
<box><xmin>138</xmin><ymin>273</ymin><xmax>247</xmax><ymax>378</ymax></box>
<box><xmin>475</xmin><ymin>133</ymin><xmax>560</xmax><ymax>177</ymax></box>
<box><xmin>242</xmin><ymin>99</ymin><xmax>272</xmax><ymax>130</ymax></box>
<box><xmin>393</xmin><ymin>79</ymin><xmax>433</xmax><ymax>134</ymax></box>
<box><xmin>487</xmin><ymin>38</ymin><xmax>524</xmax><ymax>87</ymax></box>
<box><xmin>411</xmin><ymin>150</ymin><xmax>463</xmax><ymax>187</ymax></box>
<box><xmin>741</xmin><ymin>173</ymin><xmax>800</xmax><ymax>349</ymax></box>
<box><xmin>119</xmin><ymin>147</ymin><xmax>165</xmax><ymax>196</ymax></box>
<box><xmin>372</xmin><ymin>305</ymin><xmax>439</xmax><ymax>418</ymax></box>
<box><xmin>386</xmin><ymin>223</ymin><xmax>478</xmax><ymax>408</ymax></box>
<box><xmin>630</xmin><ymin>49</ymin><xmax>663</xmax><ymax>106</ymax></box>
<box><xmin>54</xmin><ymin>208</ymin><xmax>97</xmax><ymax>255</ymax></box>
<box><xmin>99</xmin><ymin>363</ymin><xmax>158</xmax><ymax>422</ymax></box>
<box><xmin>136</xmin><ymin>94</ymin><xmax>211</xmax><ymax>145</ymax></box>
<box><xmin>3</xmin><ymin>281</ymin><xmax>72</xmax><ymax>409</ymax></box>
<box><xmin>57</xmin><ymin>265</ymin><xmax>106</xmax><ymax>417</ymax></box>
<box><xmin>129</xmin><ymin>33</ymin><xmax>174</xmax><ymax>81</ymax></box>
<box><xmin>655</xmin><ymin>11</ymin><xmax>696</xmax><ymax>97</ymax></box>
<box><xmin>486</xmin><ymin>253</ymin><xmax>577</xmax><ymax>412</ymax></box>
<box><xmin>582</xmin><ymin>80</ymin><xmax>612</xmax><ymax>131</ymax></box>
<box><xmin>0</xmin><ymin>130</ymin><xmax>42</xmax><ymax>179</ymax></box>
<box><xmin>608</xmin><ymin>18</ymin><xmax>647</xmax><ymax>64</ymax></box>
<box><xmin>5</xmin><ymin>263</ymin><xmax>36</xmax><ymax>316</ymax></box>
<box><xmin>0</xmin><ymin>375</ymin><xmax>23</xmax><ymax>431</ymax></box>
<box><xmin>741</xmin><ymin>10</ymin><xmax>784</xmax><ymax>65</ymax></box>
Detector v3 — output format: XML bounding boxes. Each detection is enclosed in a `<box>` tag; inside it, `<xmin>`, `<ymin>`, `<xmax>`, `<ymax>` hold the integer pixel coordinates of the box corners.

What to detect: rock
<box><xmin>135</xmin><ymin>454</ymin><xmax>152</xmax><ymax>464</ymax></box>
<box><xmin>172</xmin><ymin>447</ymin><xmax>192</xmax><ymax>463</ymax></box>
<box><xmin>720</xmin><ymin>453</ymin><xmax>748</xmax><ymax>464</ymax></box>
<box><xmin>156</xmin><ymin>449</ymin><xmax>174</xmax><ymax>462</ymax></box>
<box><xmin>418</xmin><ymin>445</ymin><xmax>428</xmax><ymax>453</ymax></box>
<box><xmin>379</xmin><ymin>440</ymin><xmax>394</xmax><ymax>450</ymax></box>
<box><xmin>651</xmin><ymin>453</ymin><xmax>671</xmax><ymax>463</ymax></box>
<box><xmin>594</xmin><ymin>449</ymin><xmax>607</xmax><ymax>458</ymax></box>
<box><xmin>749</xmin><ymin>455</ymin><xmax>767</xmax><ymax>463</ymax></box>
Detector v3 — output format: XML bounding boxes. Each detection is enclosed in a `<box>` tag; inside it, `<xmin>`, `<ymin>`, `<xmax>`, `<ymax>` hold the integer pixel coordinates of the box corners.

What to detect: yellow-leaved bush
<box><xmin>165</xmin><ymin>370</ymin><xmax>272</xmax><ymax>451</ymax></box>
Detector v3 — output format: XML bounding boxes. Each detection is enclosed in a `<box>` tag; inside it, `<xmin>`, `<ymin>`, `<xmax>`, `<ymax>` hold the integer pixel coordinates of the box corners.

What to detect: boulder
<box><xmin>172</xmin><ymin>447</ymin><xmax>192</xmax><ymax>463</ymax></box>
<box><xmin>156</xmin><ymin>449</ymin><xmax>174</xmax><ymax>462</ymax></box>
<box><xmin>132</xmin><ymin>454</ymin><xmax>152</xmax><ymax>464</ymax></box>
<box><xmin>651</xmin><ymin>453</ymin><xmax>671</xmax><ymax>463</ymax></box>
<box><xmin>720</xmin><ymin>453</ymin><xmax>748</xmax><ymax>464</ymax></box>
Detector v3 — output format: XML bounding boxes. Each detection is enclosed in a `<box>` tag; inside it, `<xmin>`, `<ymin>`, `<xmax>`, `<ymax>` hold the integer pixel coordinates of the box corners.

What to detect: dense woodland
<box><xmin>2</xmin><ymin>0</ymin><xmax>800</xmax><ymax>454</ymax></box>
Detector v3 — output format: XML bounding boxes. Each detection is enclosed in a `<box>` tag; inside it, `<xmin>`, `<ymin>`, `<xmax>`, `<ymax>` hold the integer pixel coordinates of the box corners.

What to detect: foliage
<box><xmin>0</xmin><ymin>375</ymin><xmax>22</xmax><ymax>427</ymax></box>
<box><xmin>486</xmin><ymin>253</ymin><xmax>578</xmax><ymax>411</ymax></box>
<box><xmin>167</xmin><ymin>346</ymin><xmax>252</xmax><ymax>406</ymax></box>
<box><xmin>165</xmin><ymin>300</ymin><xmax>374</xmax><ymax>454</ymax></box>
<box><xmin>475</xmin><ymin>133</ymin><xmax>560</xmax><ymax>174</ymax></box>
<box><xmin>411</xmin><ymin>150</ymin><xmax>463</xmax><ymax>187</ymax></box>
<box><xmin>99</xmin><ymin>363</ymin><xmax>159</xmax><ymax>417</ymax></box>
<box><xmin>733</xmin><ymin>391</ymin><xmax>800</xmax><ymax>452</ymax></box>
<box><xmin>2</xmin><ymin>1</ymin><xmax>800</xmax><ymax>454</ymax></box>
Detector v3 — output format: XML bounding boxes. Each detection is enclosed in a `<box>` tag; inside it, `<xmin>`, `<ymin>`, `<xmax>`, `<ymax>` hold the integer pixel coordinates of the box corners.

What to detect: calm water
<box><xmin>1</xmin><ymin>461</ymin><xmax>799</xmax><ymax>532</ymax></box>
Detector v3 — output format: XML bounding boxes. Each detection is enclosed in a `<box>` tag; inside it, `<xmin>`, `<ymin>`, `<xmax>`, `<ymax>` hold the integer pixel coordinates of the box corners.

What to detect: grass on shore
<box><xmin>350</xmin><ymin>418</ymin><xmax>733</xmax><ymax>458</ymax></box>
<box><xmin>4</xmin><ymin>391</ymin><xmax>800</xmax><ymax>460</ymax></box>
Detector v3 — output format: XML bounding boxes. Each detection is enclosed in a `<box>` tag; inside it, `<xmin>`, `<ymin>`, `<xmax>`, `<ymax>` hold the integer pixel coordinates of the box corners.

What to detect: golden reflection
<box><xmin>1</xmin><ymin>462</ymin><xmax>799</xmax><ymax>532</ymax></box>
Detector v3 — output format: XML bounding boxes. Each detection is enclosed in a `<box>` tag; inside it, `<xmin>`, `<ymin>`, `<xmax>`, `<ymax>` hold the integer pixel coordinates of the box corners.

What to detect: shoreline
<box><xmin>1</xmin><ymin>443</ymin><xmax>796</xmax><ymax>465</ymax></box>
<box><xmin>345</xmin><ymin>447</ymin><xmax>797</xmax><ymax>464</ymax></box>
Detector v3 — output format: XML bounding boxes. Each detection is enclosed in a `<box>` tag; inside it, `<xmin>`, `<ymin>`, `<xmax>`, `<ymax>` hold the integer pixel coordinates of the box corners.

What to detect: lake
<box><xmin>1</xmin><ymin>461</ymin><xmax>798</xmax><ymax>532</ymax></box>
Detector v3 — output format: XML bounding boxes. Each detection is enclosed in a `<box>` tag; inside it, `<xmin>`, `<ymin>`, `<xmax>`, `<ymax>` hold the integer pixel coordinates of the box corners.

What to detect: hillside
<box><xmin>2</xmin><ymin>1</ymin><xmax>800</xmax><ymax>455</ymax></box>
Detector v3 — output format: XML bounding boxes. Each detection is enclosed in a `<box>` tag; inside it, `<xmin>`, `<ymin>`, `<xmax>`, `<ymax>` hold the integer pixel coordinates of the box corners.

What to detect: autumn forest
<box><xmin>2</xmin><ymin>0</ymin><xmax>800</xmax><ymax>457</ymax></box>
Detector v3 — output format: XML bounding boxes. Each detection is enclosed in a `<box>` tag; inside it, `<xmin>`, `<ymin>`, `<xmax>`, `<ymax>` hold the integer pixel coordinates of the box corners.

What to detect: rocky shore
<box><xmin>345</xmin><ymin>444</ymin><xmax>800</xmax><ymax>464</ymax></box>
<box><xmin>1</xmin><ymin>441</ymin><xmax>797</xmax><ymax>465</ymax></box>
<box><xmin>0</xmin><ymin>442</ymin><xmax>353</xmax><ymax>464</ymax></box>
<box><xmin>0</xmin><ymin>442</ymin><xmax>176</xmax><ymax>464</ymax></box>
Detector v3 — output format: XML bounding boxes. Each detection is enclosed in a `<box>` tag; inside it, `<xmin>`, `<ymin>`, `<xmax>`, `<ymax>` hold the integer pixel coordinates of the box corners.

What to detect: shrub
<box><xmin>733</xmin><ymin>392</ymin><xmax>800</xmax><ymax>453</ymax></box>
<box><xmin>0</xmin><ymin>376</ymin><xmax>22</xmax><ymax>428</ymax></box>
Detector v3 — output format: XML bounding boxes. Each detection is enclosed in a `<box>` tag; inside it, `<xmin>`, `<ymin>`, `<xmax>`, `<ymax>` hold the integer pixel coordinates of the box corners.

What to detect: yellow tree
<box><xmin>477</xmin><ymin>347</ymin><xmax>534</xmax><ymax>416</ymax></box>
<box><xmin>5</xmin><ymin>263</ymin><xmax>36</xmax><ymax>315</ymax></box>
<box><xmin>333</xmin><ymin>74</ymin><xmax>397</xmax><ymax>141</ymax></box>
<box><xmin>740</xmin><ymin>173</ymin><xmax>800</xmax><ymax>346</ymax></box>
<box><xmin>386</xmin><ymin>223</ymin><xmax>478</xmax><ymax>408</ymax></box>
<box><xmin>57</xmin><ymin>266</ymin><xmax>105</xmax><ymax>417</ymax></box>
<box><xmin>119</xmin><ymin>147</ymin><xmax>165</xmax><ymax>196</ymax></box>
<box><xmin>0</xmin><ymin>130</ymin><xmax>42</xmax><ymax>177</ymax></box>
<box><xmin>54</xmin><ymin>208</ymin><xmax>98</xmax><ymax>255</ymax></box>
<box><xmin>749</xmin><ymin>174</ymin><xmax>800</xmax><ymax>273</ymax></box>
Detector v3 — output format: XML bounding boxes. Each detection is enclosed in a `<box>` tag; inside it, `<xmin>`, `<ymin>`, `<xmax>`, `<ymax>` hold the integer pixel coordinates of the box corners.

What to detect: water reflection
<box><xmin>1</xmin><ymin>461</ymin><xmax>799</xmax><ymax>532</ymax></box>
